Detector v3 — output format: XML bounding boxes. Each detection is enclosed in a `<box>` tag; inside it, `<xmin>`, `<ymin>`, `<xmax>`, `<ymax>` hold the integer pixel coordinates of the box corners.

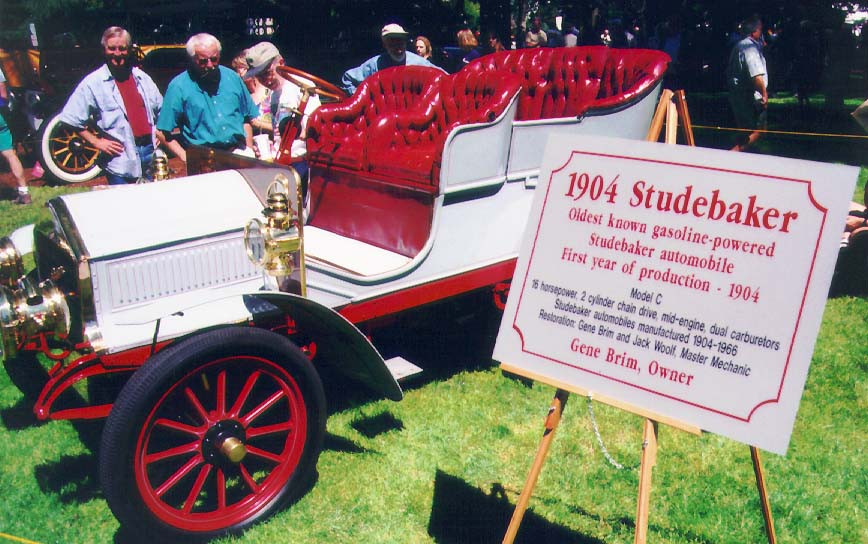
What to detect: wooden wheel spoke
<box><xmin>144</xmin><ymin>440</ymin><xmax>200</xmax><ymax>464</ymax></box>
<box><xmin>240</xmin><ymin>390</ymin><xmax>286</xmax><ymax>427</ymax></box>
<box><xmin>245</xmin><ymin>444</ymin><xmax>283</xmax><ymax>464</ymax></box>
<box><xmin>228</xmin><ymin>371</ymin><xmax>261</xmax><ymax>418</ymax></box>
<box><xmin>182</xmin><ymin>464</ymin><xmax>213</xmax><ymax>513</ymax></box>
<box><xmin>246</xmin><ymin>421</ymin><xmax>293</xmax><ymax>439</ymax></box>
<box><xmin>50</xmin><ymin>135</ymin><xmax>73</xmax><ymax>146</ymax></box>
<box><xmin>184</xmin><ymin>386</ymin><xmax>211</xmax><ymax>423</ymax></box>
<box><xmin>155</xmin><ymin>454</ymin><xmax>204</xmax><ymax>498</ymax></box>
<box><xmin>80</xmin><ymin>153</ymin><xmax>98</xmax><ymax>168</ymax></box>
<box><xmin>239</xmin><ymin>464</ymin><xmax>261</xmax><ymax>493</ymax></box>
<box><xmin>154</xmin><ymin>418</ymin><xmax>205</xmax><ymax>437</ymax></box>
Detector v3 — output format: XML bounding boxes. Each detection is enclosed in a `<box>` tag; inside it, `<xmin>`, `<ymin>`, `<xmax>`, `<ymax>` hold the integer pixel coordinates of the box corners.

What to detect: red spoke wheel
<box><xmin>100</xmin><ymin>327</ymin><xmax>325</xmax><ymax>541</ymax></box>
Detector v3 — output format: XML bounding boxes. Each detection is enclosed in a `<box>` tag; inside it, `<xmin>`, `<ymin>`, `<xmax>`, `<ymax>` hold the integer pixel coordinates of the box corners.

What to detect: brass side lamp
<box><xmin>244</xmin><ymin>169</ymin><xmax>306</xmax><ymax>295</ymax></box>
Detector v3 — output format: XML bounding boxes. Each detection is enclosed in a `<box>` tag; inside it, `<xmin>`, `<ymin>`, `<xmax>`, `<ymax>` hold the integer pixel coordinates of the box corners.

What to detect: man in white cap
<box><xmin>244</xmin><ymin>42</ymin><xmax>321</xmax><ymax>160</ymax></box>
<box><xmin>340</xmin><ymin>23</ymin><xmax>442</xmax><ymax>95</ymax></box>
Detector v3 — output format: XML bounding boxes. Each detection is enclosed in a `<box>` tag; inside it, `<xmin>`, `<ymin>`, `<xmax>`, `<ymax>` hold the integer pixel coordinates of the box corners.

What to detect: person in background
<box><xmin>455</xmin><ymin>29</ymin><xmax>482</xmax><ymax>70</ymax></box>
<box><xmin>244</xmin><ymin>41</ymin><xmax>321</xmax><ymax>165</ymax></box>
<box><xmin>484</xmin><ymin>30</ymin><xmax>507</xmax><ymax>54</ymax></box>
<box><xmin>415</xmin><ymin>36</ymin><xmax>434</xmax><ymax>61</ymax></box>
<box><xmin>232</xmin><ymin>50</ymin><xmax>272</xmax><ymax>135</ymax></box>
<box><xmin>525</xmin><ymin>16</ymin><xmax>547</xmax><ymax>48</ymax></box>
<box><xmin>157</xmin><ymin>33</ymin><xmax>259</xmax><ymax>161</ymax></box>
<box><xmin>726</xmin><ymin>16</ymin><xmax>768</xmax><ymax>151</ymax></box>
<box><xmin>59</xmin><ymin>26</ymin><xmax>182</xmax><ymax>185</ymax></box>
<box><xmin>0</xmin><ymin>66</ymin><xmax>28</xmax><ymax>203</ymax></box>
<box><xmin>341</xmin><ymin>23</ymin><xmax>442</xmax><ymax>95</ymax></box>
<box><xmin>563</xmin><ymin>22</ymin><xmax>579</xmax><ymax>47</ymax></box>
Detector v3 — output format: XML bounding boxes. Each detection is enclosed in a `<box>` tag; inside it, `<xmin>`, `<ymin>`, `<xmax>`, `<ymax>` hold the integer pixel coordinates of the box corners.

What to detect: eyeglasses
<box><xmin>195</xmin><ymin>55</ymin><xmax>220</xmax><ymax>66</ymax></box>
<box><xmin>105</xmin><ymin>45</ymin><xmax>129</xmax><ymax>53</ymax></box>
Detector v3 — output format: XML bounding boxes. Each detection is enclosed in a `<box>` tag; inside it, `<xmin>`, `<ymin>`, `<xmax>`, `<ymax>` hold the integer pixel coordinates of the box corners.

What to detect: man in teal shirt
<box><xmin>157</xmin><ymin>33</ymin><xmax>259</xmax><ymax>161</ymax></box>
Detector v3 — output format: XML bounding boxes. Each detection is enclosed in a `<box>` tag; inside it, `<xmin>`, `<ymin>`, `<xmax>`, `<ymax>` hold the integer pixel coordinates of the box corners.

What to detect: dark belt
<box><xmin>208</xmin><ymin>141</ymin><xmax>239</xmax><ymax>151</ymax></box>
<box><xmin>134</xmin><ymin>135</ymin><xmax>153</xmax><ymax>146</ymax></box>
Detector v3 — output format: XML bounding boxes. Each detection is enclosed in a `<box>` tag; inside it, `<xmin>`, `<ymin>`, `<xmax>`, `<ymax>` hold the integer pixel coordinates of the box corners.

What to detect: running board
<box><xmin>384</xmin><ymin>356</ymin><xmax>423</xmax><ymax>382</ymax></box>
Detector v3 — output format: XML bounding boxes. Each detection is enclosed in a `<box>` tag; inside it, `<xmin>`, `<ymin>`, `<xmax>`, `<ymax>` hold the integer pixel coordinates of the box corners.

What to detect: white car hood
<box><xmin>57</xmin><ymin>171</ymin><xmax>264</xmax><ymax>259</ymax></box>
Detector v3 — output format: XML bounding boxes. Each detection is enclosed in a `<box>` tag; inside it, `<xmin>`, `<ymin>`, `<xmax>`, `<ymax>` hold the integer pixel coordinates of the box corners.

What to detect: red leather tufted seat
<box><xmin>306</xmin><ymin>65</ymin><xmax>522</xmax><ymax>259</ymax></box>
<box><xmin>364</xmin><ymin>67</ymin><xmax>522</xmax><ymax>188</ymax></box>
<box><xmin>307</xmin><ymin>66</ymin><xmax>446</xmax><ymax>173</ymax></box>
<box><xmin>464</xmin><ymin>47</ymin><xmax>667</xmax><ymax>120</ymax></box>
<box><xmin>304</xmin><ymin>49</ymin><xmax>667</xmax><ymax>262</ymax></box>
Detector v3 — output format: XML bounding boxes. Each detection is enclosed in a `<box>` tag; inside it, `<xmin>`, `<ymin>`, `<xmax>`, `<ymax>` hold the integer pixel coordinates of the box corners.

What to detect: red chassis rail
<box><xmin>24</xmin><ymin>259</ymin><xmax>516</xmax><ymax>421</ymax></box>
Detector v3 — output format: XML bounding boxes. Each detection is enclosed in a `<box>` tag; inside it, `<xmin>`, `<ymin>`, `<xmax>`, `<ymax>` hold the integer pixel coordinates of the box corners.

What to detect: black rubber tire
<box><xmin>37</xmin><ymin>112</ymin><xmax>103</xmax><ymax>184</ymax></box>
<box><xmin>99</xmin><ymin>327</ymin><xmax>326</xmax><ymax>541</ymax></box>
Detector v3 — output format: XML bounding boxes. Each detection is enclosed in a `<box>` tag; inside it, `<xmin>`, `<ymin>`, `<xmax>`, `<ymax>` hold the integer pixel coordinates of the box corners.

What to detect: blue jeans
<box><xmin>106</xmin><ymin>143</ymin><xmax>155</xmax><ymax>185</ymax></box>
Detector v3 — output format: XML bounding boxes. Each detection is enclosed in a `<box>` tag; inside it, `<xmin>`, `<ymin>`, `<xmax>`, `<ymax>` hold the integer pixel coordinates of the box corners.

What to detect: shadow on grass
<box><xmin>322</xmin><ymin>289</ymin><xmax>503</xmax><ymax>415</ymax></box>
<box><xmin>0</xmin><ymin>397</ymin><xmax>45</xmax><ymax>429</ymax></box>
<box><xmin>351</xmin><ymin>411</ymin><xmax>404</xmax><ymax>438</ymax></box>
<box><xmin>427</xmin><ymin>470</ymin><xmax>604</xmax><ymax>544</ymax></box>
<box><xmin>323</xmin><ymin>431</ymin><xmax>372</xmax><ymax>454</ymax></box>
<box><xmin>34</xmin><ymin>452</ymin><xmax>100</xmax><ymax>504</ymax></box>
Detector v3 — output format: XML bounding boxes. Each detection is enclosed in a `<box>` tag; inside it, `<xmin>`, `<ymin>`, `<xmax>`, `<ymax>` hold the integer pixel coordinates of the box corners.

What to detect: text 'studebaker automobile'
<box><xmin>0</xmin><ymin>47</ymin><xmax>668</xmax><ymax>540</ymax></box>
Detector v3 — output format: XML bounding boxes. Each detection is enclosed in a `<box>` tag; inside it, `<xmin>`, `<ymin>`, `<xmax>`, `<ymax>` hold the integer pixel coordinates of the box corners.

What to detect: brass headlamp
<box><xmin>0</xmin><ymin>237</ymin><xmax>71</xmax><ymax>359</ymax></box>
<box><xmin>244</xmin><ymin>169</ymin><xmax>306</xmax><ymax>294</ymax></box>
<box><xmin>0</xmin><ymin>236</ymin><xmax>24</xmax><ymax>288</ymax></box>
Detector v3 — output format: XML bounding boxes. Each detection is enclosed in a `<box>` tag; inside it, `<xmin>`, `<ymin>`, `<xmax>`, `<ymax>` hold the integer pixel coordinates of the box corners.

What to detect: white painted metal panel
<box><xmin>58</xmin><ymin>170</ymin><xmax>264</xmax><ymax>259</ymax></box>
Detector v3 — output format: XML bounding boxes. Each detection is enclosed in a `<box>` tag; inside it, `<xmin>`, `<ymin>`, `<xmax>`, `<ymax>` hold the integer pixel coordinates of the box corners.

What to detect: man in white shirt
<box><xmin>726</xmin><ymin>16</ymin><xmax>768</xmax><ymax>150</ymax></box>
<box><xmin>244</xmin><ymin>42</ymin><xmax>321</xmax><ymax>160</ymax></box>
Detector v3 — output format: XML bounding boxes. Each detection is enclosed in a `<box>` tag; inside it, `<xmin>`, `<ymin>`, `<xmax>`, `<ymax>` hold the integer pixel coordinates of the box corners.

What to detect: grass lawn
<box><xmin>0</xmin><ymin>95</ymin><xmax>866</xmax><ymax>543</ymax></box>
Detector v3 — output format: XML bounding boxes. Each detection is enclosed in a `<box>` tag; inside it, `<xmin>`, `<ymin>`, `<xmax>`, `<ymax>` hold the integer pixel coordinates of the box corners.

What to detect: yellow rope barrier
<box><xmin>692</xmin><ymin>124</ymin><xmax>868</xmax><ymax>139</ymax></box>
<box><xmin>0</xmin><ymin>532</ymin><xmax>41</xmax><ymax>544</ymax></box>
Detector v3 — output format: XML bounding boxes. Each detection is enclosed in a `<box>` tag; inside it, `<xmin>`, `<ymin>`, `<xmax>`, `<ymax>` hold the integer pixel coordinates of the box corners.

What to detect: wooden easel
<box><xmin>501</xmin><ymin>89</ymin><xmax>777</xmax><ymax>544</ymax></box>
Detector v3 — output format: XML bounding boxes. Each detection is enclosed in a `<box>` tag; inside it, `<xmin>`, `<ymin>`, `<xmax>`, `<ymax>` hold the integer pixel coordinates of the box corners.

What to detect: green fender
<box><xmin>243</xmin><ymin>292</ymin><xmax>403</xmax><ymax>401</ymax></box>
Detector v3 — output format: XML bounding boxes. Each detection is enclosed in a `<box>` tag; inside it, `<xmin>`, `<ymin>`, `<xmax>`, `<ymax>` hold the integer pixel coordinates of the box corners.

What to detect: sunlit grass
<box><xmin>0</xmin><ymin>99</ymin><xmax>865</xmax><ymax>543</ymax></box>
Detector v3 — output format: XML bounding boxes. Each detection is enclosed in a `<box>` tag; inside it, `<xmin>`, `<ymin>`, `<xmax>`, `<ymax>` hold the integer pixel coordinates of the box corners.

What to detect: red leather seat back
<box><xmin>463</xmin><ymin>47</ymin><xmax>668</xmax><ymax>121</ymax></box>
<box><xmin>306</xmin><ymin>66</ymin><xmax>445</xmax><ymax>168</ymax></box>
<box><xmin>541</xmin><ymin>47</ymin><xmax>608</xmax><ymax>118</ymax></box>
<box><xmin>367</xmin><ymin>66</ymin><xmax>445</xmax><ymax>119</ymax></box>
<box><xmin>595</xmin><ymin>49</ymin><xmax>669</xmax><ymax>109</ymax></box>
<box><xmin>444</xmin><ymin>67</ymin><xmax>522</xmax><ymax>128</ymax></box>
<box><xmin>470</xmin><ymin>49</ymin><xmax>552</xmax><ymax>120</ymax></box>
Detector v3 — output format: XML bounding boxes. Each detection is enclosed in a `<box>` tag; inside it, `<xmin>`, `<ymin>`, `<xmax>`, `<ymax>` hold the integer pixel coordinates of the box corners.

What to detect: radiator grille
<box><xmin>103</xmin><ymin>237</ymin><xmax>259</xmax><ymax>309</ymax></box>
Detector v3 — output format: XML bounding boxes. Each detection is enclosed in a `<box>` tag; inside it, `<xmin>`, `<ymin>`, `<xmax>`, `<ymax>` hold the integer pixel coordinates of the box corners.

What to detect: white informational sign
<box><xmin>493</xmin><ymin>135</ymin><xmax>858</xmax><ymax>454</ymax></box>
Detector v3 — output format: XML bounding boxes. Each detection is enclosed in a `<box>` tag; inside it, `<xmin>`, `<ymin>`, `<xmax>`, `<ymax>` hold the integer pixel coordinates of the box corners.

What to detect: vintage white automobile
<box><xmin>0</xmin><ymin>47</ymin><xmax>668</xmax><ymax>540</ymax></box>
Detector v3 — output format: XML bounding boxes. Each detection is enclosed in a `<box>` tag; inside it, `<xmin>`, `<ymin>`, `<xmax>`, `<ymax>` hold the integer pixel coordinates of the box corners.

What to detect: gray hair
<box><xmin>101</xmin><ymin>26</ymin><xmax>132</xmax><ymax>48</ymax></box>
<box><xmin>185</xmin><ymin>33</ymin><xmax>222</xmax><ymax>58</ymax></box>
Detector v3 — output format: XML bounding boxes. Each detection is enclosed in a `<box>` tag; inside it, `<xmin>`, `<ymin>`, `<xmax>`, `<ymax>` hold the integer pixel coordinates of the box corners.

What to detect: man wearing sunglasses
<box><xmin>157</xmin><ymin>33</ymin><xmax>260</xmax><ymax>161</ymax></box>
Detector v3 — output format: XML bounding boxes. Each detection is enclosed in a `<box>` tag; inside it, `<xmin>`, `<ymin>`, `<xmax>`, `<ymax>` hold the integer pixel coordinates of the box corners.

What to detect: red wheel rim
<box><xmin>133</xmin><ymin>356</ymin><xmax>308</xmax><ymax>532</ymax></box>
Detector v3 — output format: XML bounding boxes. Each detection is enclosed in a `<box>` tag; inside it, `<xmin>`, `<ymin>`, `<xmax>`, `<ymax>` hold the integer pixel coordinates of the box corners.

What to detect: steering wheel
<box><xmin>275</xmin><ymin>66</ymin><xmax>348</xmax><ymax>102</ymax></box>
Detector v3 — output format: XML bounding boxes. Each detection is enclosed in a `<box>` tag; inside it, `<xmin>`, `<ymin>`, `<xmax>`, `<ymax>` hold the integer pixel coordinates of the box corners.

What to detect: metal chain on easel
<box><xmin>586</xmin><ymin>394</ymin><xmax>639</xmax><ymax>470</ymax></box>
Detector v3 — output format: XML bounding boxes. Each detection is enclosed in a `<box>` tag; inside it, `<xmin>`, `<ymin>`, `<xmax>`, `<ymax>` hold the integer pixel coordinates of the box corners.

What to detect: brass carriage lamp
<box><xmin>244</xmin><ymin>170</ymin><xmax>306</xmax><ymax>295</ymax></box>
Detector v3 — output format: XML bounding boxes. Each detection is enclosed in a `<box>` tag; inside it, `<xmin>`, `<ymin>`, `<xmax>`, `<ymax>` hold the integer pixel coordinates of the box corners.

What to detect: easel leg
<box><xmin>502</xmin><ymin>389</ymin><xmax>570</xmax><ymax>544</ymax></box>
<box><xmin>634</xmin><ymin>419</ymin><xmax>659</xmax><ymax>544</ymax></box>
<box><xmin>750</xmin><ymin>446</ymin><xmax>778</xmax><ymax>544</ymax></box>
